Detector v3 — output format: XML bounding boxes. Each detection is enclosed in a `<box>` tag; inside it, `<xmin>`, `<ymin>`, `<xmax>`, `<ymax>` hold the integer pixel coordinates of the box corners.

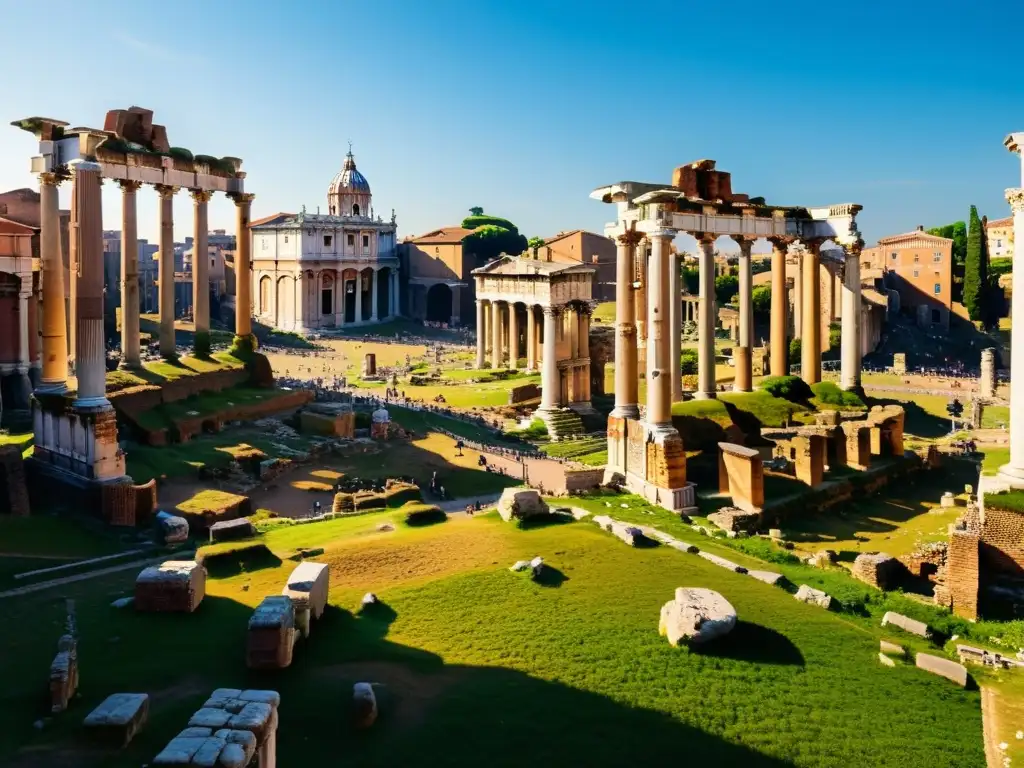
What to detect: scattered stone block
<box><xmin>156</xmin><ymin>511</ymin><xmax>190</xmax><ymax>544</ymax></box>
<box><xmin>717</xmin><ymin>442</ymin><xmax>765</xmax><ymax>513</ymax></box>
<box><xmin>807</xmin><ymin>550</ymin><xmax>837</xmax><ymax>569</ymax></box>
<box><xmin>209</xmin><ymin>517</ymin><xmax>256</xmax><ymax>543</ymax></box>
<box><xmin>353</xmin><ymin>682</ymin><xmax>378</xmax><ymax>729</ymax></box>
<box><xmin>111</xmin><ymin>596</ymin><xmax>134</xmax><ymax>609</ymax></box>
<box><xmin>668</xmin><ymin>541</ymin><xmax>700</xmax><ymax>554</ymax></box>
<box><xmin>592</xmin><ymin>514</ymin><xmax>614</xmax><ymax>529</ymax></box>
<box><xmin>794</xmin><ymin>584</ymin><xmax>832</xmax><ymax>609</ymax></box>
<box><xmin>881</xmin><ymin>611</ymin><xmax>929</xmax><ymax>638</ymax></box>
<box><xmin>659</xmin><ymin>588</ymin><xmax>737</xmax><ymax>646</ymax></box>
<box><xmin>246</xmin><ymin>596</ymin><xmax>297</xmax><ymax>669</ymax></box>
<box><xmin>940</xmin><ymin>492</ymin><xmax>956</xmax><ymax>509</ymax></box>
<box><xmin>880</xmin><ymin>640</ymin><xmax>906</xmax><ymax>657</ymax></box>
<box><xmin>282</xmin><ymin>561</ymin><xmax>329</xmax><ymax>638</ymax></box>
<box><xmin>851</xmin><ymin>552</ymin><xmax>905</xmax><ymax>590</ymax></box>
<box><xmin>135</xmin><ymin>560</ymin><xmax>206</xmax><ymax>613</ymax></box>
<box><xmin>496</xmin><ymin>487</ymin><xmax>549</xmax><ymax>522</ymax></box>
<box><xmin>915</xmin><ymin>653</ymin><xmax>968</xmax><ymax>687</ymax></box>
<box><xmin>83</xmin><ymin>693</ymin><xmax>150</xmax><ymax>747</ymax></box>
<box><xmin>610</xmin><ymin>523</ymin><xmax>644</xmax><ymax>546</ymax></box>
<box><xmin>698</xmin><ymin>551</ymin><xmax>747</xmax><ymax>573</ymax></box>
<box><xmin>49</xmin><ymin>634</ymin><xmax>78</xmax><ymax>713</ymax></box>
<box><xmin>509</xmin><ymin>560</ymin><xmax>530</xmax><ymax>572</ymax></box>
<box><xmin>769</xmin><ymin>529</ymin><xmax>784</xmax><ymax>540</ymax></box>
<box><xmin>707</xmin><ymin>506</ymin><xmax>761</xmax><ymax>534</ymax></box>
<box><xmin>529</xmin><ymin>556</ymin><xmax>544</xmax><ymax>578</ymax></box>
<box><xmin>747</xmin><ymin>570</ymin><xmax>784</xmax><ymax>586</ymax></box>
<box><xmin>793</xmin><ymin>434</ymin><xmax>826</xmax><ymax>486</ymax></box>
<box><xmin>878</xmin><ymin>652</ymin><xmax>896</xmax><ymax>667</ymax></box>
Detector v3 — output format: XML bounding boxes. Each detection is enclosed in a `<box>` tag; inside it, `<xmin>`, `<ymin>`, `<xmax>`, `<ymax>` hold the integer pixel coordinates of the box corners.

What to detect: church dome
<box><xmin>327</xmin><ymin>147</ymin><xmax>372</xmax><ymax>217</ymax></box>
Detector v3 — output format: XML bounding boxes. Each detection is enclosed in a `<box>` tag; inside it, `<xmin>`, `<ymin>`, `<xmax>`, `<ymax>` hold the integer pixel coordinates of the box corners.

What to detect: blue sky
<box><xmin>1</xmin><ymin>0</ymin><xmax>1021</xmax><ymax>251</ymax></box>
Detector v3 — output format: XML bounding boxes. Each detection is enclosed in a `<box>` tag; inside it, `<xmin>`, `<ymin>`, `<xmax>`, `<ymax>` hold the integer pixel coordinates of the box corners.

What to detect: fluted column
<box><xmin>526</xmin><ymin>305</ymin><xmax>537</xmax><ymax>371</ymax></box>
<box><xmin>491</xmin><ymin>300</ymin><xmax>503</xmax><ymax>369</ymax></box>
<box><xmin>792</xmin><ymin>248</ymin><xmax>803</xmax><ymax>338</ymax></box>
<box><xmin>647</xmin><ymin>230</ymin><xmax>673</xmax><ymax>426</ymax></box>
<box><xmin>635</xmin><ymin>241</ymin><xmax>648</xmax><ymax>376</ymax></box>
<box><xmin>801</xmin><ymin>241</ymin><xmax>822</xmax><ymax>384</ymax></box>
<box><xmin>769</xmin><ymin>238</ymin><xmax>789</xmax><ymax>376</ymax></box>
<box><xmin>230</xmin><ymin>192</ymin><xmax>255</xmax><ymax>340</ymax></box>
<box><xmin>69</xmin><ymin>160</ymin><xmax>108</xmax><ymax>407</ymax></box>
<box><xmin>118</xmin><ymin>181</ymin><xmax>143</xmax><ymax>368</ymax></box>
<box><xmin>508</xmin><ymin>302</ymin><xmax>519</xmax><ymax>370</ymax></box>
<box><xmin>734</xmin><ymin>237</ymin><xmax>754</xmax><ymax>392</ymax></box>
<box><xmin>579</xmin><ymin>306</ymin><xmax>591</xmax><ymax>401</ymax></box>
<box><xmin>612</xmin><ymin>229</ymin><xmax>641</xmax><ymax>417</ymax></box>
<box><xmin>669</xmin><ymin>250</ymin><xmax>683</xmax><ymax>401</ymax></box>
<box><xmin>475</xmin><ymin>300</ymin><xmax>486</xmax><ymax>368</ymax></box>
<box><xmin>540</xmin><ymin>305</ymin><xmax>560</xmax><ymax>409</ymax></box>
<box><xmin>370</xmin><ymin>268</ymin><xmax>379</xmax><ymax>321</ymax></box>
<box><xmin>696</xmin><ymin>234</ymin><xmax>717</xmax><ymax>399</ymax></box>
<box><xmin>354</xmin><ymin>271</ymin><xmax>363</xmax><ymax>323</ymax></box>
<box><xmin>155</xmin><ymin>184</ymin><xmax>178</xmax><ymax>358</ymax></box>
<box><xmin>38</xmin><ymin>172</ymin><xmax>68</xmax><ymax>392</ymax></box>
<box><xmin>1000</xmin><ymin>176</ymin><xmax>1024</xmax><ymax>484</ymax></box>
<box><xmin>191</xmin><ymin>189</ymin><xmax>213</xmax><ymax>356</ymax></box>
<box><xmin>840</xmin><ymin>248</ymin><xmax>863</xmax><ymax>391</ymax></box>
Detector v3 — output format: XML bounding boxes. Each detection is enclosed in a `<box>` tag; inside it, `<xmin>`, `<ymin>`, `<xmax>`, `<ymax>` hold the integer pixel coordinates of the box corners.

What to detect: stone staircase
<box><xmin>537</xmin><ymin>408</ymin><xmax>585</xmax><ymax>439</ymax></box>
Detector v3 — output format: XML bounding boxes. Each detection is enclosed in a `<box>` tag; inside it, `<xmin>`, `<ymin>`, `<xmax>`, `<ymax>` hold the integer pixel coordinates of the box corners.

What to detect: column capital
<box><xmin>154</xmin><ymin>184</ymin><xmax>179</xmax><ymax>199</ymax></box>
<box><xmin>542</xmin><ymin>304</ymin><xmax>562</xmax><ymax>317</ymax></box>
<box><xmin>648</xmin><ymin>229</ymin><xmax>675</xmax><ymax>241</ymax></box>
<box><xmin>117</xmin><ymin>179</ymin><xmax>143</xmax><ymax>194</ymax></box>
<box><xmin>1006</xmin><ymin>187</ymin><xmax>1024</xmax><ymax>212</ymax></box>
<box><xmin>695</xmin><ymin>232</ymin><xmax>717</xmax><ymax>245</ymax></box>
<box><xmin>732</xmin><ymin>236</ymin><xmax>755</xmax><ymax>254</ymax></box>
<box><xmin>800</xmin><ymin>238</ymin><xmax>825</xmax><ymax>254</ymax></box>
<box><xmin>190</xmin><ymin>188</ymin><xmax>214</xmax><ymax>204</ymax></box>
<box><xmin>768</xmin><ymin>236</ymin><xmax>793</xmax><ymax>250</ymax></box>
<box><xmin>616</xmin><ymin>228</ymin><xmax>644</xmax><ymax>247</ymax></box>
<box><xmin>229</xmin><ymin>192</ymin><xmax>256</xmax><ymax>206</ymax></box>
<box><xmin>39</xmin><ymin>170</ymin><xmax>67</xmax><ymax>187</ymax></box>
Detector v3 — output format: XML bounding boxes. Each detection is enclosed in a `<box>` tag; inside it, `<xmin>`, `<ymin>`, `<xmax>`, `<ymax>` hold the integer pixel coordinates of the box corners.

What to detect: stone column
<box><xmin>491</xmin><ymin>300</ymin><xmax>503</xmax><ymax>369</ymax></box>
<box><xmin>16</xmin><ymin>286</ymin><xmax>31</xmax><ymax>402</ymax></box>
<box><xmin>734</xmin><ymin>237</ymin><xmax>754</xmax><ymax>392</ymax></box>
<box><xmin>792</xmin><ymin>249</ymin><xmax>803</xmax><ymax>338</ymax></box>
<box><xmin>840</xmin><ymin>248</ymin><xmax>863</xmax><ymax>392</ymax></box>
<box><xmin>540</xmin><ymin>305</ymin><xmax>560</xmax><ymax>410</ymax></box>
<box><xmin>69</xmin><ymin>159</ymin><xmax>108</xmax><ymax>407</ymax></box>
<box><xmin>696</xmin><ymin>234</ymin><xmax>717</xmax><ymax>399</ymax></box>
<box><xmin>370</xmin><ymin>269</ymin><xmax>379</xmax><ymax>321</ymax></box>
<box><xmin>822</xmin><ymin>261</ymin><xmax>836</xmax><ymax>324</ymax></box>
<box><xmin>117</xmin><ymin>181</ymin><xmax>142</xmax><ymax>368</ymax></box>
<box><xmin>231</xmin><ymin>192</ymin><xmax>255</xmax><ymax>340</ymax></box>
<box><xmin>526</xmin><ymin>305</ymin><xmax>538</xmax><ymax>372</ymax></box>
<box><xmin>354</xmin><ymin>271</ymin><xmax>363</xmax><ymax>323</ymax></box>
<box><xmin>508</xmin><ymin>302</ymin><xmax>519</xmax><ymax>370</ymax></box>
<box><xmin>191</xmin><ymin>189</ymin><xmax>213</xmax><ymax>356</ymax></box>
<box><xmin>980</xmin><ymin>347</ymin><xmax>996</xmax><ymax>399</ymax></box>
<box><xmin>475</xmin><ymin>300</ymin><xmax>486</xmax><ymax>368</ymax></box>
<box><xmin>579</xmin><ymin>307</ymin><xmax>591</xmax><ymax>402</ymax></box>
<box><xmin>38</xmin><ymin>172</ymin><xmax>68</xmax><ymax>392</ymax></box>
<box><xmin>635</xmin><ymin>241</ymin><xmax>648</xmax><ymax>376</ymax></box>
<box><xmin>801</xmin><ymin>242</ymin><xmax>822</xmax><ymax>384</ymax></box>
<box><xmin>155</xmin><ymin>185</ymin><xmax>178</xmax><ymax>358</ymax></box>
<box><xmin>669</xmin><ymin>250</ymin><xmax>683</xmax><ymax>401</ymax></box>
<box><xmin>998</xmin><ymin>144</ymin><xmax>1024</xmax><ymax>484</ymax></box>
<box><xmin>647</xmin><ymin>230</ymin><xmax>673</xmax><ymax>427</ymax></box>
<box><xmin>612</xmin><ymin>229</ymin><xmax>641</xmax><ymax>417</ymax></box>
<box><xmin>769</xmin><ymin>238</ymin><xmax>789</xmax><ymax>376</ymax></box>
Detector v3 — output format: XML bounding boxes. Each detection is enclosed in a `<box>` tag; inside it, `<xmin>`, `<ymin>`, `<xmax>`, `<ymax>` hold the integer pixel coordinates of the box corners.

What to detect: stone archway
<box><xmin>426</xmin><ymin>283</ymin><xmax>453</xmax><ymax>324</ymax></box>
<box><xmin>376</xmin><ymin>267</ymin><xmax>391</xmax><ymax>319</ymax></box>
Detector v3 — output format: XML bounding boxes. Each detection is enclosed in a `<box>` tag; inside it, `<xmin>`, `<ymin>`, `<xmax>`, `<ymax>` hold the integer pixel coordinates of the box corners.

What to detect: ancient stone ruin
<box><xmin>246</xmin><ymin>596</ymin><xmax>297</xmax><ymax>669</ymax></box>
<box><xmin>497</xmin><ymin>487</ymin><xmax>549</xmax><ymax>522</ymax></box>
<box><xmin>135</xmin><ymin>561</ymin><xmax>206</xmax><ymax>613</ymax></box>
<box><xmin>83</xmin><ymin>693</ymin><xmax>150</xmax><ymax>747</ymax></box>
<box><xmin>717</xmin><ymin>442</ymin><xmax>764</xmax><ymax>513</ymax></box>
<box><xmin>658</xmin><ymin>588</ymin><xmax>736</xmax><ymax>646</ymax></box>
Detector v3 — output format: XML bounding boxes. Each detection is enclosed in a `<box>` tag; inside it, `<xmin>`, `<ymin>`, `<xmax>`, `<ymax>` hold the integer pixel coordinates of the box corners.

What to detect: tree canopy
<box><xmin>715</xmin><ymin>274</ymin><xmax>739</xmax><ymax>306</ymax></box>
<box><xmin>527</xmin><ymin>236</ymin><xmax>546</xmax><ymax>251</ymax></box>
<box><xmin>752</xmin><ymin>285</ymin><xmax>772</xmax><ymax>314</ymax></box>
<box><xmin>459</xmin><ymin>207</ymin><xmax>528</xmax><ymax>262</ymax></box>
<box><xmin>926</xmin><ymin>221</ymin><xmax>967</xmax><ymax>266</ymax></box>
<box><xmin>963</xmin><ymin>206</ymin><xmax>986</xmax><ymax>322</ymax></box>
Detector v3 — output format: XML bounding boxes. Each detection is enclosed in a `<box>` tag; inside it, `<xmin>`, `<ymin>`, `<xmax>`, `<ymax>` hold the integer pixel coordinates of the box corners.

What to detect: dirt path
<box><xmin>0</xmin><ymin>552</ymin><xmax>192</xmax><ymax>600</ymax></box>
<box><xmin>981</xmin><ymin>686</ymin><xmax>1000</xmax><ymax>768</ymax></box>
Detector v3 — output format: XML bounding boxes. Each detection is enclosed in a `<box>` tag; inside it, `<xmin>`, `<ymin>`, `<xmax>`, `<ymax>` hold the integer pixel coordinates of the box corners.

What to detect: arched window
<box><xmin>259</xmin><ymin>276</ymin><xmax>271</xmax><ymax>315</ymax></box>
<box><xmin>352</xmin><ymin>204</ymin><xmax>360</xmax><ymax>216</ymax></box>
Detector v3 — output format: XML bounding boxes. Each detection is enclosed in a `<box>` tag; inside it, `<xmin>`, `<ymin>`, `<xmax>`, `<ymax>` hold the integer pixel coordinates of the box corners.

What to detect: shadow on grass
<box><xmin>534</xmin><ymin>566</ymin><xmax>568</xmax><ymax>588</ymax></box>
<box><xmin>867</xmin><ymin>395</ymin><xmax>948</xmax><ymax>439</ymax></box>
<box><xmin>516</xmin><ymin>514</ymin><xmax>574</xmax><ymax>531</ymax></box>
<box><xmin>201</xmin><ymin>543</ymin><xmax>281</xmax><ymax>578</ymax></box>
<box><xmin>694</xmin><ymin>621</ymin><xmax>805</xmax><ymax>667</ymax></box>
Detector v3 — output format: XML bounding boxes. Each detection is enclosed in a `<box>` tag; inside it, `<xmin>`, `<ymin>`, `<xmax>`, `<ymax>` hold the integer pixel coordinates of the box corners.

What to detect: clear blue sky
<box><xmin>1</xmin><ymin>0</ymin><xmax>1021</xmax><ymax>250</ymax></box>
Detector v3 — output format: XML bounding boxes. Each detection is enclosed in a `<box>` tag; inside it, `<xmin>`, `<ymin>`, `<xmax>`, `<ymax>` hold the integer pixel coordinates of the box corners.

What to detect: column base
<box><xmin>73</xmin><ymin>396</ymin><xmax>112</xmax><ymax>411</ymax></box>
<box><xmin>996</xmin><ymin>464</ymin><xmax>1024</xmax><ymax>489</ymax></box>
<box><xmin>694</xmin><ymin>390</ymin><xmax>718</xmax><ymax>400</ymax></box>
<box><xmin>35</xmin><ymin>381</ymin><xmax>68</xmax><ymax>396</ymax></box>
<box><xmin>604</xmin><ymin>414</ymin><xmax>695</xmax><ymax>513</ymax></box>
<box><xmin>609</xmin><ymin>404</ymin><xmax>640</xmax><ymax>420</ymax></box>
<box><xmin>32</xmin><ymin>403</ymin><xmax>125</xmax><ymax>482</ymax></box>
<box><xmin>118</xmin><ymin>360</ymin><xmax>143</xmax><ymax>372</ymax></box>
<box><xmin>733</xmin><ymin>347</ymin><xmax>752</xmax><ymax>392</ymax></box>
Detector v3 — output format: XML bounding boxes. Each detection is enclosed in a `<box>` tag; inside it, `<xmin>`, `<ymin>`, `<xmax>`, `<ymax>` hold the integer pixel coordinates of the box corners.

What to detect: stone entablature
<box><xmin>474</xmin><ymin>259</ymin><xmax>594</xmax><ymax>308</ymax></box>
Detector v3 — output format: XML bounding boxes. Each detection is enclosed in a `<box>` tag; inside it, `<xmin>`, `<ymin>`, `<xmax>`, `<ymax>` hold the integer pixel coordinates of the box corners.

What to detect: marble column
<box><xmin>118</xmin><ymin>181</ymin><xmax>142</xmax><ymax>368</ymax></box>
<box><xmin>801</xmin><ymin>241</ymin><xmax>822</xmax><ymax>384</ymax></box>
<box><xmin>354</xmin><ymin>271</ymin><xmax>363</xmax><ymax>323</ymax></box>
<box><xmin>540</xmin><ymin>306</ymin><xmax>560</xmax><ymax>410</ymax></box>
<box><xmin>16</xmin><ymin>287</ymin><xmax>31</xmax><ymax>401</ymax></box>
<box><xmin>998</xmin><ymin>131</ymin><xmax>1024</xmax><ymax>485</ymax></box>
<box><xmin>769</xmin><ymin>238</ymin><xmax>789</xmax><ymax>376</ymax></box>
<box><xmin>191</xmin><ymin>189</ymin><xmax>212</xmax><ymax>355</ymax></box>
<box><xmin>579</xmin><ymin>307</ymin><xmax>591</xmax><ymax>402</ymax></box>
<box><xmin>475</xmin><ymin>300</ymin><xmax>486</xmax><ymax>368</ymax></box>
<box><xmin>155</xmin><ymin>184</ymin><xmax>178</xmax><ymax>358</ymax></box>
<box><xmin>792</xmin><ymin>249</ymin><xmax>803</xmax><ymax>338</ymax></box>
<box><xmin>696</xmin><ymin>234</ymin><xmax>717</xmax><ymax>399</ymax></box>
<box><xmin>508</xmin><ymin>302</ymin><xmax>519</xmax><ymax>370</ymax></box>
<box><xmin>635</xmin><ymin>241</ymin><xmax>648</xmax><ymax>376</ymax></box>
<box><xmin>68</xmin><ymin>188</ymin><xmax>78</xmax><ymax>369</ymax></box>
<box><xmin>840</xmin><ymin>249</ymin><xmax>863</xmax><ymax>391</ymax></box>
<box><xmin>370</xmin><ymin>269</ymin><xmax>379</xmax><ymax>321</ymax></box>
<box><xmin>612</xmin><ymin>229</ymin><xmax>641</xmax><ymax>417</ymax></box>
<box><xmin>526</xmin><ymin>305</ymin><xmax>538</xmax><ymax>372</ymax></box>
<box><xmin>647</xmin><ymin>230</ymin><xmax>673</xmax><ymax>427</ymax></box>
<box><xmin>822</xmin><ymin>261</ymin><xmax>836</xmax><ymax>324</ymax></box>
<box><xmin>669</xmin><ymin>250</ymin><xmax>683</xmax><ymax>401</ymax></box>
<box><xmin>734</xmin><ymin>237</ymin><xmax>754</xmax><ymax>392</ymax></box>
<box><xmin>491</xmin><ymin>300</ymin><xmax>503</xmax><ymax>369</ymax></box>
<box><xmin>38</xmin><ymin>172</ymin><xmax>67</xmax><ymax>392</ymax></box>
<box><xmin>231</xmin><ymin>192</ymin><xmax>255</xmax><ymax>339</ymax></box>
<box><xmin>69</xmin><ymin>159</ymin><xmax>108</xmax><ymax>407</ymax></box>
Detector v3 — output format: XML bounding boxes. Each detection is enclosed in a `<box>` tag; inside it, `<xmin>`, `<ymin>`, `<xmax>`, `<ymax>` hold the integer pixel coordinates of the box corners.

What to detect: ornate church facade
<box><xmin>251</xmin><ymin>149</ymin><xmax>399</xmax><ymax>332</ymax></box>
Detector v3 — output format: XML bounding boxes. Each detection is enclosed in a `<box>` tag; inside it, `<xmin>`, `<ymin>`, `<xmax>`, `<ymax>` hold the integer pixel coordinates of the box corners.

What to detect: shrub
<box><xmin>403</xmin><ymin>503</ymin><xmax>447</xmax><ymax>527</ymax></box>
<box><xmin>758</xmin><ymin>375</ymin><xmax>813</xmax><ymax>403</ymax></box>
<box><xmin>788</xmin><ymin>337</ymin><xmax>801</xmax><ymax>365</ymax></box>
<box><xmin>508</xmin><ymin>419</ymin><xmax>548</xmax><ymax>439</ymax></box>
<box><xmin>679</xmin><ymin>348</ymin><xmax>699</xmax><ymax>375</ymax></box>
<box><xmin>811</xmin><ymin>381</ymin><xmax>865</xmax><ymax>408</ymax></box>
<box><xmin>194</xmin><ymin>330</ymin><xmax>211</xmax><ymax>359</ymax></box>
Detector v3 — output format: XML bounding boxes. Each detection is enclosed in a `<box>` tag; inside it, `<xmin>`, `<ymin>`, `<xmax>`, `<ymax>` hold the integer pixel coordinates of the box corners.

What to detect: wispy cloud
<box><xmin>110</xmin><ymin>31</ymin><xmax>208</xmax><ymax>66</ymax></box>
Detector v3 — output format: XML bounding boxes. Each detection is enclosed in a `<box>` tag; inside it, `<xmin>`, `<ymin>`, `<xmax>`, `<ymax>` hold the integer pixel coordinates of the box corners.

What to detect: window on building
<box><xmin>933</xmin><ymin>283</ymin><xmax>941</xmax><ymax>295</ymax></box>
<box><xmin>284</xmin><ymin>235</ymin><xmax>288</xmax><ymax>243</ymax></box>
<box><xmin>933</xmin><ymin>252</ymin><xmax>941</xmax><ymax>262</ymax></box>
<box><xmin>997</xmin><ymin>239</ymin><xmax>1003</xmax><ymax>248</ymax></box>
<box><xmin>353</xmin><ymin>204</ymin><xmax>360</xmax><ymax>216</ymax></box>
<box><xmin>211</xmin><ymin>258</ymin><xmax>215</xmax><ymax>267</ymax></box>
<box><xmin>362</xmin><ymin>235</ymin><xmax>370</xmax><ymax>248</ymax></box>
<box><xmin>913</xmin><ymin>269</ymin><xmax>919</xmax><ymax>278</ymax></box>
<box><xmin>890</xmin><ymin>252</ymin><xmax>898</xmax><ymax>260</ymax></box>
<box><xmin>932</xmin><ymin>309</ymin><xmax>941</xmax><ymax>324</ymax></box>
<box><xmin>347</xmin><ymin>234</ymin><xmax>354</xmax><ymax>247</ymax></box>
<box><xmin>913</xmin><ymin>253</ymin><xmax>920</xmax><ymax>263</ymax></box>
<box><xmin>324</xmin><ymin>235</ymin><xmax>332</xmax><ymax>247</ymax></box>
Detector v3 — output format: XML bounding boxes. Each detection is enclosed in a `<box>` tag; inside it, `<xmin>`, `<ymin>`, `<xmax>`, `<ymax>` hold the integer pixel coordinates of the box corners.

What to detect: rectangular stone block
<box><xmin>747</xmin><ymin>569</ymin><xmax>783</xmax><ymax>586</ymax></box>
<box><xmin>793</xmin><ymin>434</ymin><xmax>825</xmax><ymax>487</ymax></box>
<box><xmin>881</xmin><ymin>611</ymin><xmax>929</xmax><ymax>638</ymax></box>
<box><xmin>947</xmin><ymin>528</ymin><xmax>980</xmax><ymax>621</ymax></box>
<box><xmin>697</xmin><ymin>551</ymin><xmax>746</xmax><ymax>573</ymax></box>
<box><xmin>915</xmin><ymin>653</ymin><xmax>968</xmax><ymax>687</ymax></box>
<box><xmin>717</xmin><ymin>442</ymin><xmax>764</xmax><ymax>512</ymax></box>
<box><xmin>841</xmin><ymin>423</ymin><xmax>872</xmax><ymax>470</ymax></box>
<box><xmin>83</xmin><ymin>693</ymin><xmax>150</xmax><ymax>747</ymax></box>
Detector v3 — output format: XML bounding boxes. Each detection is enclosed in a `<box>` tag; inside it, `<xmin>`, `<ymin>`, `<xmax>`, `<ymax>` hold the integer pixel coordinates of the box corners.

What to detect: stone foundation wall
<box><xmin>99</xmin><ymin>478</ymin><xmax>158</xmax><ymax>527</ymax></box>
<box><xmin>979</xmin><ymin>506</ymin><xmax>1024</xmax><ymax>576</ymax></box>
<box><xmin>562</xmin><ymin>467</ymin><xmax>605</xmax><ymax>494</ymax></box>
<box><xmin>508</xmin><ymin>383</ymin><xmax>541</xmax><ymax>405</ymax></box>
<box><xmin>944</xmin><ymin>528</ymin><xmax>980</xmax><ymax>620</ymax></box>
<box><xmin>0</xmin><ymin>445</ymin><xmax>30</xmax><ymax>517</ymax></box>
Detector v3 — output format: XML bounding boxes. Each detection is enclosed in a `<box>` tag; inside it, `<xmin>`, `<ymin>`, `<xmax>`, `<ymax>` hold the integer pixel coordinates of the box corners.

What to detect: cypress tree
<box><xmin>963</xmin><ymin>206</ymin><xmax>984</xmax><ymax>321</ymax></box>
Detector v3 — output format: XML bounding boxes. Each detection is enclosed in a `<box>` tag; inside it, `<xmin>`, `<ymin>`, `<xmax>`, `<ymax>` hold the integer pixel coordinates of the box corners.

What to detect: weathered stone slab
<box><xmin>697</xmin><ymin>551</ymin><xmax>747</xmax><ymax>573</ymax></box>
<box><xmin>707</xmin><ymin>506</ymin><xmax>761</xmax><ymax>534</ymax></box>
<box><xmin>915</xmin><ymin>653</ymin><xmax>968</xmax><ymax>687</ymax></box>
<box><xmin>667</xmin><ymin>540</ymin><xmax>699</xmax><ymax>554</ymax></box>
<box><xmin>717</xmin><ymin>442</ymin><xmax>765</xmax><ymax>513</ymax></box>
<box><xmin>747</xmin><ymin>570</ymin><xmax>784</xmax><ymax>586</ymax></box>
<box><xmin>610</xmin><ymin>523</ymin><xmax>645</xmax><ymax>546</ymax></box>
<box><xmin>851</xmin><ymin>552</ymin><xmax>905</xmax><ymax>590</ymax></box>
<box><xmin>794</xmin><ymin>584</ymin><xmax>832</xmax><ymax>609</ymax></box>
<box><xmin>659</xmin><ymin>588</ymin><xmax>737</xmax><ymax>646</ymax></box>
<box><xmin>353</xmin><ymin>682</ymin><xmax>378</xmax><ymax>729</ymax></box>
<box><xmin>497</xmin><ymin>487</ymin><xmax>549</xmax><ymax>522</ymax></box>
<box><xmin>878</xmin><ymin>652</ymin><xmax>896</xmax><ymax>667</ymax></box>
<box><xmin>807</xmin><ymin>549</ymin><xmax>837</xmax><ymax>568</ymax></box>
<box><xmin>881</xmin><ymin>611</ymin><xmax>929</xmax><ymax>638</ymax></box>
<box><xmin>83</xmin><ymin>693</ymin><xmax>150</xmax><ymax>747</ymax></box>
<box><xmin>880</xmin><ymin>640</ymin><xmax>906</xmax><ymax>657</ymax></box>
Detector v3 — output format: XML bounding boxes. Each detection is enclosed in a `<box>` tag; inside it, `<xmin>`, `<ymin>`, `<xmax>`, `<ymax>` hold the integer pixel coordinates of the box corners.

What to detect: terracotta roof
<box><xmin>405</xmin><ymin>226</ymin><xmax>477</xmax><ymax>245</ymax></box>
<box><xmin>874</xmin><ymin>230</ymin><xmax>952</xmax><ymax>245</ymax></box>
<box><xmin>471</xmin><ymin>254</ymin><xmax>595</xmax><ymax>276</ymax></box>
<box><xmin>250</xmin><ymin>212</ymin><xmax>295</xmax><ymax>228</ymax></box>
<box><xmin>986</xmin><ymin>216</ymin><xmax>1013</xmax><ymax>228</ymax></box>
<box><xmin>0</xmin><ymin>215</ymin><xmax>36</xmax><ymax>235</ymax></box>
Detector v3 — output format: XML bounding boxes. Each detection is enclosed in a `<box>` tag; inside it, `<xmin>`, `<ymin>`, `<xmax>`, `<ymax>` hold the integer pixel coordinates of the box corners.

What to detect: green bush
<box><xmin>811</xmin><ymin>381</ymin><xmax>865</xmax><ymax>408</ymax></box>
<box><xmin>758</xmin><ymin>375</ymin><xmax>813</xmax><ymax>402</ymax></box>
<box><xmin>403</xmin><ymin>503</ymin><xmax>447</xmax><ymax>527</ymax></box>
<box><xmin>508</xmin><ymin>419</ymin><xmax>548</xmax><ymax>439</ymax></box>
<box><xmin>679</xmin><ymin>348</ymin><xmax>699</xmax><ymax>375</ymax></box>
<box><xmin>788</xmin><ymin>338</ymin><xmax>801</xmax><ymax>365</ymax></box>
<box><xmin>194</xmin><ymin>330</ymin><xmax>211</xmax><ymax>359</ymax></box>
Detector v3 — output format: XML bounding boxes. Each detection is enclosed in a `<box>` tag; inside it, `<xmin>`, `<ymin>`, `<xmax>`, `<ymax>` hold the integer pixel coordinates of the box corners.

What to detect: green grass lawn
<box><xmin>672</xmin><ymin>390</ymin><xmax>805</xmax><ymax>428</ymax></box>
<box><xmin>130</xmin><ymin>386</ymin><xmax>297</xmax><ymax>433</ymax></box>
<box><xmin>981</xmin><ymin>446</ymin><xmax>1009</xmax><ymax>476</ymax></box>
<box><xmin>0</xmin><ymin>512</ymin><xmax>985</xmax><ymax>766</ymax></box>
